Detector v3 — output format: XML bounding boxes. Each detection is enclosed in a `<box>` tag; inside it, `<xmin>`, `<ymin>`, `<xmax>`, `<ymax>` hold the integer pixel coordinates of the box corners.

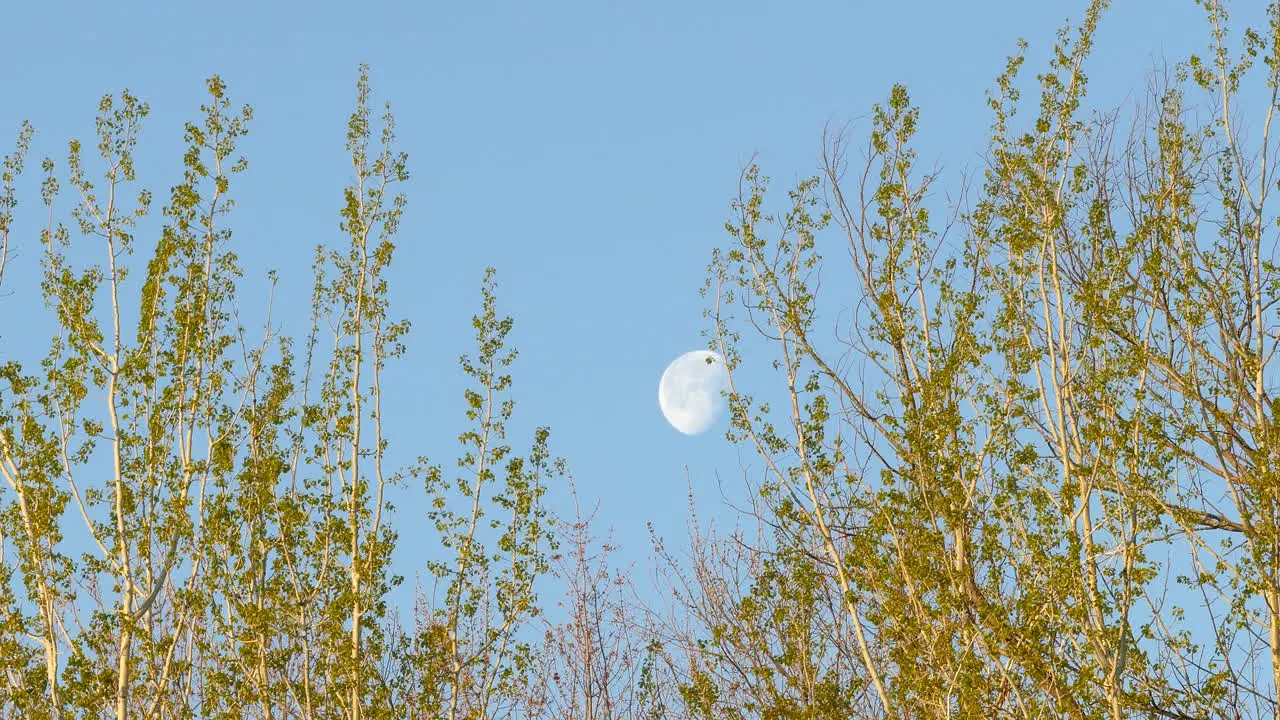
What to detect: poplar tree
<box><xmin>688</xmin><ymin>1</ymin><xmax>1280</xmax><ymax>718</ymax></box>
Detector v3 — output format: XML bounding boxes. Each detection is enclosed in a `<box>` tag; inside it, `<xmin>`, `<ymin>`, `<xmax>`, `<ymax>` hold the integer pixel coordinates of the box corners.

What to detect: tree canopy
<box><xmin>3</xmin><ymin>1</ymin><xmax>1280</xmax><ymax>718</ymax></box>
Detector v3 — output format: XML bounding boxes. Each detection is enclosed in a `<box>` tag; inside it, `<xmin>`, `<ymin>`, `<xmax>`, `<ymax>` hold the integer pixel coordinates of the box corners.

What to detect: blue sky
<box><xmin>0</xmin><ymin>0</ymin><xmax>1257</xmax><ymax>626</ymax></box>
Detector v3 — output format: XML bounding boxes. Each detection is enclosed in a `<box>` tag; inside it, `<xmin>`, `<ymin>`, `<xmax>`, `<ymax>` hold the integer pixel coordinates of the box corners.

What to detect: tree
<box><xmin>692</xmin><ymin>1</ymin><xmax>1280</xmax><ymax>718</ymax></box>
<box><xmin>525</xmin><ymin>478</ymin><xmax>654</xmax><ymax>720</ymax></box>
<box><xmin>7</xmin><ymin>1</ymin><xmax>1280</xmax><ymax>718</ymax></box>
<box><xmin>385</xmin><ymin>267</ymin><xmax>564</xmax><ymax>720</ymax></box>
<box><xmin>0</xmin><ymin>65</ymin><xmax>562</xmax><ymax>720</ymax></box>
<box><xmin>643</xmin><ymin>485</ymin><xmax>871</xmax><ymax>719</ymax></box>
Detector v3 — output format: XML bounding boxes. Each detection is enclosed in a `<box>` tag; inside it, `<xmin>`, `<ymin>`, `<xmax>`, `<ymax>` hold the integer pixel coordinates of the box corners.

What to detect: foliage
<box><xmin>5</xmin><ymin>1</ymin><xmax>1280</xmax><ymax>718</ymax></box>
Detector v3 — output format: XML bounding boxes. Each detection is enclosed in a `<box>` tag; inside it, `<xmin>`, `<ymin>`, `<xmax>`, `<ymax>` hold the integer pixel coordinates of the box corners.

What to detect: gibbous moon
<box><xmin>658</xmin><ymin>350</ymin><xmax>728</xmax><ymax>435</ymax></box>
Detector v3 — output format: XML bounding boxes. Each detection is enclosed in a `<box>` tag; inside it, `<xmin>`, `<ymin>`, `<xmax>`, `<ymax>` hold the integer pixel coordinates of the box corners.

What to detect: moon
<box><xmin>658</xmin><ymin>350</ymin><xmax>729</xmax><ymax>435</ymax></box>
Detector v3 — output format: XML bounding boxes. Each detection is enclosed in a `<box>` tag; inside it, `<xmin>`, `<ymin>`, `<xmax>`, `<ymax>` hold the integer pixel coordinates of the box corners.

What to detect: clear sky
<box><xmin>0</xmin><ymin>0</ymin><xmax>1257</xmax><ymax>623</ymax></box>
